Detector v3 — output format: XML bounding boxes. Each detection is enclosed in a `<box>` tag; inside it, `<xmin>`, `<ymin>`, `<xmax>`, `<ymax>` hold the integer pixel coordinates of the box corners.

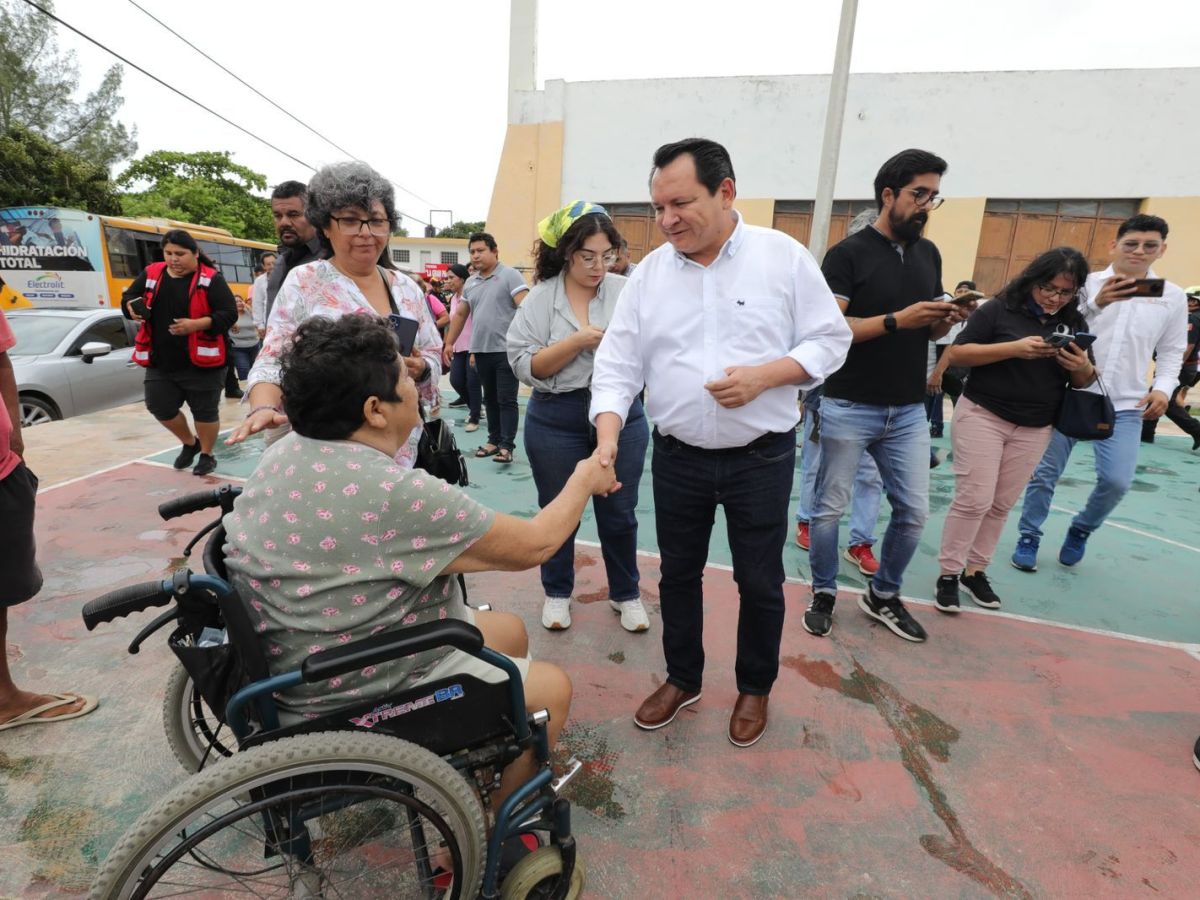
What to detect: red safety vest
<box><xmin>131</xmin><ymin>261</ymin><xmax>227</xmax><ymax>368</ymax></box>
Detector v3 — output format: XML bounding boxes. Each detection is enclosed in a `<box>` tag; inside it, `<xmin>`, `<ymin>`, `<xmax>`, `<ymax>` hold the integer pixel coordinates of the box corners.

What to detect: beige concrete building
<box><xmin>486</xmin><ymin>1</ymin><xmax>1199</xmax><ymax>292</ymax></box>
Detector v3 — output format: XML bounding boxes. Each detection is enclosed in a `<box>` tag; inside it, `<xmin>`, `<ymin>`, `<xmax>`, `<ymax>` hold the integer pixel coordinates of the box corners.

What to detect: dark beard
<box><xmin>889</xmin><ymin>209</ymin><xmax>927</xmax><ymax>243</ymax></box>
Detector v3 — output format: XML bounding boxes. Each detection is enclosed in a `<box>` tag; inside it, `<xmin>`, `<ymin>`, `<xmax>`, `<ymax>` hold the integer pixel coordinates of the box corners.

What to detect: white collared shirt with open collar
<box><xmin>589</xmin><ymin>212</ymin><xmax>852</xmax><ymax>449</ymax></box>
<box><xmin>1080</xmin><ymin>265</ymin><xmax>1187</xmax><ymax>412</ymax></box>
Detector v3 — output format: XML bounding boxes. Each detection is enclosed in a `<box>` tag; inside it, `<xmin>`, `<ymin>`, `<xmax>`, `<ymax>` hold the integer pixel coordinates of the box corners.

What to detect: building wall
<box><xmin>489</xmin><ymin>67</ymin><xmax>1200</xmax><ymax>283</ymax></box>
<box><xmin>386</xmin><ymin>236</ymin><xmax>469</xmax><ymax>272</ymax></box>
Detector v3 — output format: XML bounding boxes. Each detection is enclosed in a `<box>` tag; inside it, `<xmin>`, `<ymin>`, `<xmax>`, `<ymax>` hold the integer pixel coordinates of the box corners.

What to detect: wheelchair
<box><xmin>82</xmin><ymin>486</ymin><xmax>586</xmax><ymax>899</ymax></box>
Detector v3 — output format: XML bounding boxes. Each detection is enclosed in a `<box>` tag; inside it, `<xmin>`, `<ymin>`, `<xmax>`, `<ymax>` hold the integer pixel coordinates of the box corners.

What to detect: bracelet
<box><xmin>247</xmin><ymin>404</ymin><xmax>281</xmax><ymax>418</ymax></box>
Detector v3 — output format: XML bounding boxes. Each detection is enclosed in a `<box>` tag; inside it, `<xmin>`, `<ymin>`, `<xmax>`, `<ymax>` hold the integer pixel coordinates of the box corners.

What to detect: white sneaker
<box><xmin>542</xmin><ymin>596</ymin><xmax>571</xmax><ymax>630</ymax></box>
<box><xmin>464</xmin><ymin>421</ymin><xmax>479</xmax><ymax>432</ymax></box>
<box><xmin>610</xmin><ymin>598</ymin><xmax>650</xmax><ymax>633</ymax></box>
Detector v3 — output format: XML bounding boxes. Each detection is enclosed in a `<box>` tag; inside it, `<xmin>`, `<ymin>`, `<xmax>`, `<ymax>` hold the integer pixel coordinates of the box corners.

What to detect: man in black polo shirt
<box><xmin>804</xmin><ymin>149</ymin><xmax>970</xmax><ymax>642</ymax></box>
<box><xmin>263</xmin><ymin>180</ymin><xmax>321</xmax><ymax>322</ymax></box>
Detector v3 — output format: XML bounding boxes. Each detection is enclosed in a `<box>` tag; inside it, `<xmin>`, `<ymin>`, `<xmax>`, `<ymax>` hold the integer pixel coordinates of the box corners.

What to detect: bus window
<box><xmin>104</xmin><ymin>227</ymin><xmax>140</xmax><ymax>278</ymax></box>
<box><xmin>105</xmin><ymin>226</ymin><xmax>162</xmax><ymax>277</ymax></box>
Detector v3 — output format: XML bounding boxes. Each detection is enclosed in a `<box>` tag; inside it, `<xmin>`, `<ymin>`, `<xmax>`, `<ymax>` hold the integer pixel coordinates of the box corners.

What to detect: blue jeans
<box><xmin>795</xmin><ymin>392</ymin><xmax>882</xmax><ymax>546</ymax></box>
<box><xmin>524</xmin><ymin>391</ymin><xmax>648</xmax><ymax>601</ymax></box>
<box><xmin>651</xmin><ymin>429</ymin><xmax>795</xmax><ymax>695</ymax></box>
<box><xmin>1016</xmin><ymin>409</ymin><xmax>1143</xmax><ymax>538</ymax></box>
<box><xmin>449</xmin><ymin>350</ymin><xmax>481</xmax><ymax>422</ymax></box>
<box><xmin>472</xmin><ymin>351</ymin><xmax>519</xmax><ymax>451</ymax></box>
<box><xmin>230</xmin><ymin>343</ymin><xmax>260</xmax><ymax>380</ymax></box>
<box><xmin>810</xmin><ymin>400</ymin><xmax>930</xmax><ymax>597</ymax></box>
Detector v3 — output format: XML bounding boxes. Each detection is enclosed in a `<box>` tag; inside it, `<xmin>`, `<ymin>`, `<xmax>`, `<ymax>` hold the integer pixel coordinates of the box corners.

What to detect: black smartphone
<box><xmin>950</xmin><ymin>290</ymin><xmax>986</xmax><ymax>306</ymax></box>
<box><xmin>388</xmin><ymin>314</ymin><xmax>419</xmax><ymax>356</ymax></box>
<box><xmin>1128</xmin><ymin>278</ymin><xmax>1165</xmax><ymax>298</ymax></box>
<box><xmin>1044</xmin><ymin>332</ymin><xmax>1074</xmax><ymax>348</ymax></box>
<box><xmin>129</xmin><ymin>297</ymin><xmax>149</xmax><ymax>318</ymax></box>
<box><xmin>1070</xmin><ymin>332</ymin><xmax>1097</xmax><ymax>351</ymax></box>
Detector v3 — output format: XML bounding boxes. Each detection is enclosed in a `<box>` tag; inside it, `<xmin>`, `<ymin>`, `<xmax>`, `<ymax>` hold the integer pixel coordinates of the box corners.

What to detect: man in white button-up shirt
<box><xmin>1013</xmin><ymin>214</ymin><xmax>1187</xmax><ymax>570</ymax></box>
<box><xmin>589</xmin><ymin>138</ymin><xmax>852</xmax><ymax>748</ymax></box>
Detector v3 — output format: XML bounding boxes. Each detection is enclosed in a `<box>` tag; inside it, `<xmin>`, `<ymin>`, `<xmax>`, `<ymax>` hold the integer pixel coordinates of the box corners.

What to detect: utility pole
<box><xmin>808</xmin><ymin>0</ymin><xmax>859</xmax><ymax>263</ymax></box>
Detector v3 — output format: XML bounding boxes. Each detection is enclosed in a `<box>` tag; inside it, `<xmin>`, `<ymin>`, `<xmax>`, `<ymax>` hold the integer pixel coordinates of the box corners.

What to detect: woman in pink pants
<box><xmin>934</xmin><ymin>248</ymin><xmax>1097</xmax><ymax>612</ymax></box>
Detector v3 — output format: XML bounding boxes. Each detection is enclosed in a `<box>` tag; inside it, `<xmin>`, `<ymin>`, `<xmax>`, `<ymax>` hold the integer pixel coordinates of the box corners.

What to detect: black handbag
<box><xmin>1056</xmin><ymin>373</ymin><xmax>1115</xmax><ymax>441</ymax></box>
<box><xmin>416</xmin><ymin>408</ymin><xmax>470</xmax><ymax>486</ymax></box>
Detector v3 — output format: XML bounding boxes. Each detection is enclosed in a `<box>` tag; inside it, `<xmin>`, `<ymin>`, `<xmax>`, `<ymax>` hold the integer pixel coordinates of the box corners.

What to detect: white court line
<box><xmin>1050</xmin><ymin>504</ymin><xmax>1200</xmax><ymax>554</ymax></box>
<box><xmin>575</xmin><ymin>538</ymin><xmax>1200</xmax><ymax>655</ymax></box>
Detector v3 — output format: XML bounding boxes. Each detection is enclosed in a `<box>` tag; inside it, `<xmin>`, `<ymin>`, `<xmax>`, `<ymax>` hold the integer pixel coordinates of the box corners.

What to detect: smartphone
<box><xmin>1128</xmin><ymin>278</ymin><xmax>1165</xmax><ymax>298</ymax></box>
<box><xmin>129</xmin><ymin>297</ymin><xmax>149</xmax><ymax>318</ymax></box>
<box><xmin>1070</xmin><ymin>332</ymin><xmax>1097</xmax><ymax>351</ymax></box>
<box><xmin>950</xmin><ymin>290</ymin><xmax>986</xmax><ymax>306</ymax></box>
<box><xmin>388</xmin><ymin>314</ymin><xmax>419</xmax><ymax>357</ymax></box>
<box><xmin>1044</xmin><ymin>332</ymin><xmax>1074</xmax><ymax>348</ymax></box>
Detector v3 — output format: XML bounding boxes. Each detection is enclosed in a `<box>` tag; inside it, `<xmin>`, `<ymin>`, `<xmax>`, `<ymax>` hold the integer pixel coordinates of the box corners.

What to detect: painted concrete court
<box><xmin>2</xmin><ymin>395</ymin><xmax>1199</xmax><ymax>897</ymax></box>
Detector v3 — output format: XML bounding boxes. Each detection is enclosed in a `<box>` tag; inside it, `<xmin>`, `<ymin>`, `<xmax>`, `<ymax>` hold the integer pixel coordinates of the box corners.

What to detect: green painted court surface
<box><xmin>147</xmin><ymin>397</ymin><xmax>1200</xmax><ymax>645</ymax></box>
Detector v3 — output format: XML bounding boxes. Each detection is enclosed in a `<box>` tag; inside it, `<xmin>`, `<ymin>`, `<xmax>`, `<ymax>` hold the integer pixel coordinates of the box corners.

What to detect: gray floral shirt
<box><xmin>223</xmin><ymin>432</ymin><xmax>494</xmax><ymax>718</ymax></box>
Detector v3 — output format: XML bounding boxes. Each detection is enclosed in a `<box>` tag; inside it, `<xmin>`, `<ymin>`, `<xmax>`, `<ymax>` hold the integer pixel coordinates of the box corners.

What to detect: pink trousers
<box><xmin>938</xmin><ymin>398</ymin><xmax>1053</xmax><ymax>573</ymax></box>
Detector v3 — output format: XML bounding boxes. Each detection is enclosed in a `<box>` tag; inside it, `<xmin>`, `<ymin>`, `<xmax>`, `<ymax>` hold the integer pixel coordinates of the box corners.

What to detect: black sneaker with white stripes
<box><xmin>858</xmin><ymin>585</ymin><xmax>927</xmax><ymax>642</ymax></box>
<box><xmin>803</xmin><ymin>592</ymin><xmax>836</xmax><ymax>637</ymax></box>
<box><xmin>960</xmin><ymin>570</ymin><xmax>1002</xmax><ymax>609</ymax></box>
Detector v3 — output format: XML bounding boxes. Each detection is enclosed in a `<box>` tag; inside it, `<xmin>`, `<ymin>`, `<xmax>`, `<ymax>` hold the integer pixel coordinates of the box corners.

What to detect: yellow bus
<box><xmin>0</xmin><ymin>206</ymin><xmax>275</xmax><ymax>311</ymax></box>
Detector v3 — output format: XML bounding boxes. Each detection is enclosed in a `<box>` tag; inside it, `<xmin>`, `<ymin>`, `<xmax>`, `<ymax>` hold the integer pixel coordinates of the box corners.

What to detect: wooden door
<box><xmin>1087</xmin><ymin>220</ymin><xmax>1120</xmax><ymax>272</ymax></box>
<box><xmin>1010</xmin><ymin>215</ymin><xmax>1056</xmax><ymax>279</ymax></box>
<box><xmin>612</xmin><ymin>216</ymin><xmax>650</xmax><ymax>261</ymax></box>
<box><xmin>973</xmin><ymin>213</ymin><xmax>1017</xmax><ymax>296</ymax></box>
<box><xmin>773</xmin><ymin>212</ymin><xmax>812</xmax><ymax>245</ymax></box>
<box><xmin>1052</xmin><ymin>218</ymin><xmax>1096</xmax><ymax>256</ymax></box>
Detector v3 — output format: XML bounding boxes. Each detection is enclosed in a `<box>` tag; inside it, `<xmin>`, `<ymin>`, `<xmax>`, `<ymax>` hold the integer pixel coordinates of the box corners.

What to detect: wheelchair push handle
<box><xmin>157</xmin><ymin>484</ymin><xmax>242</xmax><ymax>521</ymax></box>
<box><xmin>82</xmin><ymin>579</ymin><xmax>174</xmax><ymax>630</ymax></box>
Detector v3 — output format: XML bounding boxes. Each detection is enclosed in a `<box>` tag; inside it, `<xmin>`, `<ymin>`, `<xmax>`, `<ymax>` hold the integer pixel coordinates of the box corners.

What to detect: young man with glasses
<box><xmin>443</xmin><ymin>233</ymin><xmax>528</xmax><ymax>463</ymax></box>
<box><xmin>804</xmin><ymin>148</ymin><xmax>971</xmax><ymax>643</ymax></box>
<box><xmin>1011</xmin><ymin>214</ymin><xmax>1188</xmax><ymax>570</ymax></box>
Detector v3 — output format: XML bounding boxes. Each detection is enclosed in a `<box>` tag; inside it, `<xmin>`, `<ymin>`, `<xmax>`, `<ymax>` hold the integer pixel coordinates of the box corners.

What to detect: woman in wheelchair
<box><xmin>223</xmin><ymin>312</ymin><xmax>619</xmax><ymax>812</ymax></box>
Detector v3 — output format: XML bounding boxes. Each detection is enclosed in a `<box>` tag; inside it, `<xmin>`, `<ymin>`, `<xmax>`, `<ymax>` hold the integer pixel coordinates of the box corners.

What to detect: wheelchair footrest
<box><xmin>550</xmin><ymin>757</ymin><xmax>582</xmax><ymax>794</ymax></box>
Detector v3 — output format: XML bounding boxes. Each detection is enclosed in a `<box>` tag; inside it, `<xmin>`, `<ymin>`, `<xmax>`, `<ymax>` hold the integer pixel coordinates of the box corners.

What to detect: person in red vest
<box><xmin>122</xmin><ymin>229</ymin><xmax>238</xmax><ymax>476</ymax></box>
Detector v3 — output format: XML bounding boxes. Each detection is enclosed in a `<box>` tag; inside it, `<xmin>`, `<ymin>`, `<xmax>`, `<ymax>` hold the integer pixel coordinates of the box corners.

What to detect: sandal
<box><xmin>493</xmin><ymin>449</ymin><xmax>514</xmax><ymax>464</ymax></box>
<box><xmin>474</xmin><ymin>445</ymin><xmax>499</xmax><ymax>458</ymax></box>
<box><xmin>0</xmin><ymin>693</ymin><xmax>98</xmax><ymax>732</ymax></box>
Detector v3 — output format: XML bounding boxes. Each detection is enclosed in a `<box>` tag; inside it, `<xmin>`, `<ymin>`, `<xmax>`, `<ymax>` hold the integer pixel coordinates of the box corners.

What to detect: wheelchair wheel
<box><xmin>162</xmin><ymin>663</ymin><xmax>235</xmax><ymax>772</ymax></box>
<box><xmin>500</xmin><ymin>847</ymin><xmax>586</xmax><ymax>899</ymax></box>
<box><xmin>91</xmin><ymin>731</ymin><xmax>487</xmax><ymax>899</ymax></box>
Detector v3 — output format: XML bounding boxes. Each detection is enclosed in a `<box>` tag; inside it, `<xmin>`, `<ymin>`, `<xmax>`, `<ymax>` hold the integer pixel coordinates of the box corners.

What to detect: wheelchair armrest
<box><xmin>300</xmin><ymin>619</ymin><xmax>485</xmax><ymax>685</ymax></box>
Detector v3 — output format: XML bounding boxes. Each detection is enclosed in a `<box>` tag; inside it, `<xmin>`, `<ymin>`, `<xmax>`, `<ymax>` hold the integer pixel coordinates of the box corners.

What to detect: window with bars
<box><xmin>392</xmin><ymin>249</ymin><xmax>410</xmax><ymax>264</ymax></box>
<box><xmin>440</xmin><ymin>251</ymin><xmax>458</xmax><ymax>264</ymax></box>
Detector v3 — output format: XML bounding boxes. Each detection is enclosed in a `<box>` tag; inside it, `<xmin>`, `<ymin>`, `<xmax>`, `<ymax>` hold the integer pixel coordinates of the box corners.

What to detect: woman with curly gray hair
<box><xmin>229</xmin><ymin>161</ymin><xmax>442</xmax><ymax>469</ymax></box>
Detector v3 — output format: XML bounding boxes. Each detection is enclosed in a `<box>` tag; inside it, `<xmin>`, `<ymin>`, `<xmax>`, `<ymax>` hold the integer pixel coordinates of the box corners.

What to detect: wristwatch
<box><xmin>884</xmin><ymin>313</ymin><xmax>898</xmax><ymax>333</ymax></box>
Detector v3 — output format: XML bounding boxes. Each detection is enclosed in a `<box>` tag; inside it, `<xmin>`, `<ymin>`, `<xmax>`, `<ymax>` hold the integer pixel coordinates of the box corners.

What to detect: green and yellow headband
<box><xmin>537</xmin><ymin>201</ymin><xmax>610</xmax><ymax>248</ymax></box>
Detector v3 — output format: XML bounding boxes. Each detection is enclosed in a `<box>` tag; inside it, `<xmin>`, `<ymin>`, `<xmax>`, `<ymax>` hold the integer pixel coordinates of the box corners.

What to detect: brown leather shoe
<box><xmin>633</xmin><ymin>683</ymin><xmax>701</xmax><ymax>731</ymax></box>
<box><xmin>728</xmin><ymin>693</ymin><xmax>769</xmax><ymax>747</ymax></box>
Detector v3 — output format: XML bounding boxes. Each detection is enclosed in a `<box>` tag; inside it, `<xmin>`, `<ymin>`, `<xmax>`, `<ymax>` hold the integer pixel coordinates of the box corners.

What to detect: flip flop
<box><xmin>474</xmin><ymin>445</ymin><xmax>499</xmax><ymax>458</ymax></box>
<box><xmin>493</xmin><ymin>449</ymin><xmax>513</xmax><ymax>464</ymax></box>
<box><xmin>0</xmin><ymin>693</ymin><xmax>98</xmax><ymax>732</ymax></box>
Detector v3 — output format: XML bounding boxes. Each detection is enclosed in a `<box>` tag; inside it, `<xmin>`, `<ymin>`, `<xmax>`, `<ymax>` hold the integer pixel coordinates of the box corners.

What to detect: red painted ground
<box><xmin>2</xmin><ymin>461</ymin><xmax>1198</xmax><ymax>897</ymax></box>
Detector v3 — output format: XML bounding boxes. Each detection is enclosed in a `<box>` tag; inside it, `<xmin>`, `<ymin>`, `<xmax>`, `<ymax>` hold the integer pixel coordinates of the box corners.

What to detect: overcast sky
<box><xmin>38</xmin><ymin>0</ymin><xmax>1200</xmax><ymax>229</ymax></box>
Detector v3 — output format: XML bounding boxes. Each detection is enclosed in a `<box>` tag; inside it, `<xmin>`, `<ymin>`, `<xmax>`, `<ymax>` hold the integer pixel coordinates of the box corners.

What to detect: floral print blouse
<box><xmin>247</xmin><ymin>259</ymin><xmax>442</xmax><ymax>469</ymax></box>
<box><xmin>223</xmin><ymin>432</ymin><xmax>494</xmax><ymax>719</ymax></box>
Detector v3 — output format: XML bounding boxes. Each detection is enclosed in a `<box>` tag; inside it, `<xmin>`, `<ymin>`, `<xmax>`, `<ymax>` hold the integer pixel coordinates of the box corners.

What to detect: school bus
<box><xmin>0</xmin><ymin>206</ymin><xmax>275</xmax><ymax>311</ymax></box>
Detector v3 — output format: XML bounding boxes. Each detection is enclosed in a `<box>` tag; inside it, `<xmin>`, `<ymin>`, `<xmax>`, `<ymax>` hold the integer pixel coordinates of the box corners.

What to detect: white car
<box><xmin>7</xmin><ymin>308</ymin><xmax>145</xmax><ymax>426</ymax></box>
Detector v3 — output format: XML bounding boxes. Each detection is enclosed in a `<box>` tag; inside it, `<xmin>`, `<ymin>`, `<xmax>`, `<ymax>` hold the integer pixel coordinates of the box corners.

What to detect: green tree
<box><xmin>436</xmin><ymin>220</ymin><xmax>486</xmax><ymax>239</ymax></box>
<box><xmin>0</xmin><ymin>124</ymin><xmax>122</xmax><ymax>213</ymax></box>
<box><xmin>0</xmin><ymin>0</ymin><xmax>136</xmax><ymax>171</ymax></box>
<box><xmin>118</xmin><ymin>150</ymin><xmax>274</xmax><ymax>241</ymax></box>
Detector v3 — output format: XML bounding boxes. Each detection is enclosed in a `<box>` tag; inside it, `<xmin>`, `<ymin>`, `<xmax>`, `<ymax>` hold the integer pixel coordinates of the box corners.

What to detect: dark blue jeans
<box><xmin>473</xmin><ymin>351</ymin><xmax>519</xmax><ymax>451</ymax></box>
<box><xmin>230</xmin><ymin>343</ymin><xmax>260</xmax><ymax>380</ymax></box>
<box><xmin>449</xmin><ymin>350</ymin><xmax>481</xmax><ymax>423</ymax></box>
<box><xmin>524</xmin><ymin>390</ymin><xmax>648</xmax><ymax>601</ymax></box>
<box><xmin>651</xmin><ymin>428</ymin><xmax>795</xmax><ymax>695</ymax></box>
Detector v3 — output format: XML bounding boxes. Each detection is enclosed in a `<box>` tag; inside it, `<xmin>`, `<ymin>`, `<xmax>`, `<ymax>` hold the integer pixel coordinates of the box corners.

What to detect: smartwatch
<box><xmin>884</xmin><ymin>313</ymin><xmax>898</xmax><ymax>333</ymax></box>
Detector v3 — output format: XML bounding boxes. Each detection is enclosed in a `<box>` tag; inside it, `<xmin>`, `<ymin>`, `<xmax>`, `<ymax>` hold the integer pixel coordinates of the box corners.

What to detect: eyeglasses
<box><xmin>1118</xmin><ymin>240</ymin><xmax>1162</xmax><ymax>253</ymax></box>
<box><xmin>330</xmin><ymin>215</ymin><xmax>391</xmax><ymax>237</ymax></box>
<box><xmin>1036</xmin><ymin>283</ymin><xmax>1077</xmax><ymax>300</ymax></box>
<box><xmin>574</xmin><ymin>250</ymin><xmax>618</xmax><ymax>269</ymax></box>
<box><xmin>900</xmin><ymin>187</ymin><xmax>944</xmax><ymax>210</ymax></box>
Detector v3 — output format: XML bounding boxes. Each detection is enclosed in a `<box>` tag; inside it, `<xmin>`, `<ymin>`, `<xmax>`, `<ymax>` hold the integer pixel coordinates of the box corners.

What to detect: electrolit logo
<box><xmin>27</xmin><ymin>273</ymin><xmax>66</xmax><ymax>290</ymax></box>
